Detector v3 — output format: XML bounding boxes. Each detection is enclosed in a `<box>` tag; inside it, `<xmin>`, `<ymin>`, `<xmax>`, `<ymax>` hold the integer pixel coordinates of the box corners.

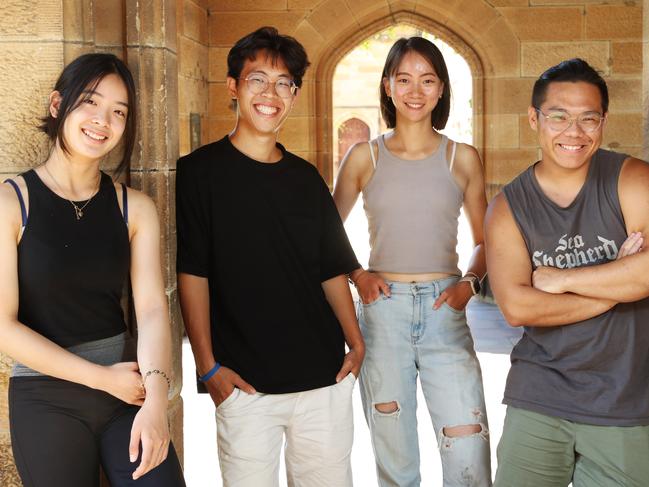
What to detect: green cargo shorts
<box><xmin>494</xmin><ymin>406</ymin><xmax>649</xmax><ymax>487</ymax></box>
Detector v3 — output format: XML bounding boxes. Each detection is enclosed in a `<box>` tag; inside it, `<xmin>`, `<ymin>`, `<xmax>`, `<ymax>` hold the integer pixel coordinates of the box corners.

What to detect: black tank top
<box><xmin>13</xmin><ymin>170</ymin><xmax>130</xmax><ymax>347</ymax></box>
<box><xmin>502</xmin><ymin>149</ymin><xmax>649</xmax><ymax>426</ymax></box>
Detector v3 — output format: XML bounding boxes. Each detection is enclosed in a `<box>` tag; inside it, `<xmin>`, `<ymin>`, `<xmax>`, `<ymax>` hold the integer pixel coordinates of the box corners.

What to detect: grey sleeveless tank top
<box><xmin>362</xmin><ymin>133</ymin><xmax>463</xmax><ymax>274</ymax></box>
<box><xmin>502</xmin><ymin>149</ymin><xmax>649</xmax><ymax>426</ymax></box>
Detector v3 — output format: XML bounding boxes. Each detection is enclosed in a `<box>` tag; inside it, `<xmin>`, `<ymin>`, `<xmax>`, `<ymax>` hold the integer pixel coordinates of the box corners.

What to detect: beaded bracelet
<box><xmin>143</xmin><ymin>369</ymin><xmax>171</xmax><ymax>389</ymax></box>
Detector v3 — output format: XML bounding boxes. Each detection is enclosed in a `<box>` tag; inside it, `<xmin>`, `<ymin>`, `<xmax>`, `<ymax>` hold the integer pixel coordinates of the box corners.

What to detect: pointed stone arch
<box><xmin>304</xmin><ymin>4</ymin><xmax>520</xmax><ymax>186</ymax></box>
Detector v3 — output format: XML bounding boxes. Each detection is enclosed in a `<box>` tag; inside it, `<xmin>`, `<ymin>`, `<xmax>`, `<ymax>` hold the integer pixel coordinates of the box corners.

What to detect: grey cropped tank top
<box><xmin>362</xmin><ymin>133</ymin><xmax>463</xmax><ymax>274</ymax></box>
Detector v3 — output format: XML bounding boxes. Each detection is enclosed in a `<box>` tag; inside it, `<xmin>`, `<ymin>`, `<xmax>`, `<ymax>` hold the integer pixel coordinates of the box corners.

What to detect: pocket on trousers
<box><xmin>217</xmin><ymin>388</ymin><xmax>240</xmax><ymax>410</ymax></box>
<box><xmin>344</xmin><ymin>372</ymin><xmax>357</xmax><ymax>386</ymax></box>
<box><xmin>441</xmin><ymin>301</ymin><xmax>466</xmax><ymax>316</ymax></box>
<box><xmin>362</xmin><ymin>294</ymin><xmax>389</xmax><ymax>308</ymax></box>
<box><xmin>335</xmin><ymin>372</ymin><xmax>356</xmax><ymax>389</ymax></box>
<box><xmin>334</xmin><ymin>373</ymin><xmax>356</xmax><ymax>411</ymax></box>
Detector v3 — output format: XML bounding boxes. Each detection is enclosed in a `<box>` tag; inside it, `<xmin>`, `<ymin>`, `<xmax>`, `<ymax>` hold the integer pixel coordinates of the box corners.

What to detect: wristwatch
<box><xmin>459</xmin><ymin>272</ymin><xmax>481</xmax><ymax>295</ymax></box>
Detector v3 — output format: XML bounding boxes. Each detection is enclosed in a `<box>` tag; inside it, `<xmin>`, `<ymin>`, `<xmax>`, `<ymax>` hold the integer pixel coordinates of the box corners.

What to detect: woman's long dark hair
<box><xmin>380</xmin><ymin>37</ymin><xmax>451</xmax><ymax>130</ymax></box>
<box><xmin>40</xmin><ymin>53</ymin><xmax>137</xmax><ymax>176</ymax></box>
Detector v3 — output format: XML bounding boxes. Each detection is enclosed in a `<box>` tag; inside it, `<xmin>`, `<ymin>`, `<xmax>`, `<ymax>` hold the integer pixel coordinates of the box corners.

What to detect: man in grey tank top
<box><xmin>485</xmin><ymin>58</ymin><xmax>649</xmax><ymax>487</ymax></box>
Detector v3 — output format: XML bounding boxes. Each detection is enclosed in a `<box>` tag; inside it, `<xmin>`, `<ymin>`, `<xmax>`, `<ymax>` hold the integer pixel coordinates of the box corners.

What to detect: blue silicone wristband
<box><xmin>199</xmin><ymin>362</ymin><xmax>221</xmax><ymax>382</ymax></box>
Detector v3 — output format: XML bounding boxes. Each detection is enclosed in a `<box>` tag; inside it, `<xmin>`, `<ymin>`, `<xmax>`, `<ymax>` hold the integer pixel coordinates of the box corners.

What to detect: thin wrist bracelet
<box><xmin>199</xmin><ymin>362</ymin><xmax>221</xmax><ymax>383</ymax></box>
<box><xmin>348</xmin><ymin>268</ymin><xmax>364</xmax><ymax>286</ymax></box>
<box><xmin>143</xmin><ymin>369</ymin><xmax>171</xmax><ymax>389</ymax></box>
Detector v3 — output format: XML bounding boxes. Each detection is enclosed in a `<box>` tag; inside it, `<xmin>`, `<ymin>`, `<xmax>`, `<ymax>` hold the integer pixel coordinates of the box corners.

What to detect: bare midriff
<box><xmin>377</xmin><ymin>271</ymin><xmax>456</xmax><ymax>283</ymax></box>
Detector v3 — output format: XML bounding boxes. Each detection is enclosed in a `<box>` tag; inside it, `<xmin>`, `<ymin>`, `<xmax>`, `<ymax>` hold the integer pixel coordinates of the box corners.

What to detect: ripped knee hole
<box><xmin>374</xmin><ymin>401</ymin><xmax>399</xmax><ymax>414</ymax></box>
<box><xmin>442</xmin><ymin>423</ymin><xmax>484</xmax><ymax>438</ymax></box>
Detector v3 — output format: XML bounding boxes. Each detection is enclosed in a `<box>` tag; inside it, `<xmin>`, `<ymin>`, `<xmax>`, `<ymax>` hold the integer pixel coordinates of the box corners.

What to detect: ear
<box><xmin>289</xmin><ymin>88</ymin><xmax>300</xmax><ymax>109</ymax></box>
<box><xmin>528</xmin><ymin>106</ymin><xmax>538</xmax><ymax>130</ymax></box>
<box><xmin>49</xmin><ymin>91</ymin><xmax>62</xmax><ymax>118</ymax></box>
<box><xmin>226</xmin><ymin>77</ymin><xmax>238</xmax><ymax>101</ymax></box>
<box><xmin>383</xmin><ymin>77</ymin><xmax>391</xmax><ymax>98</ymax></box>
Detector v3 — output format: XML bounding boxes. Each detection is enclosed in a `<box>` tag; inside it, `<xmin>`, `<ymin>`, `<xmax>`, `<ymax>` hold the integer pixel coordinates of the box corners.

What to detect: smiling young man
<box><xmin>486</xmin><ymin>58</ymin><xmax>649</xmax><ymax>486</ymax></box>
<box><xmin>175</xmin><ymin>27</ymin><xmax>364</xmax><ymax>487</ymax></box>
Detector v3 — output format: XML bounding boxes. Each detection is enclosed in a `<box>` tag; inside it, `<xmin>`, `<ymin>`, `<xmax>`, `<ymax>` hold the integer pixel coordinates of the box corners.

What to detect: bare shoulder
<box><xmin>485</xmin><ymin>192</ymin><xmax>511</xmax><ymax>224</ymax></box>
<box><xmin>0</xmin><ymin>177</ymin><xmax>27</xmax><ymax>229</ymax></box>
<box><xmin>618</xmin><ymin>158</ymin><xmax>649</xmax><ymax>225</ymax></box>
<box><xmin>619</xmin><ymin>157</ymin><xmax>649</xmax><ymax>203</ymax></box>
<box><xmin>449</xmin><ymin>141</ymin><xmax>484</xmax><ymax>192</ymax></box>
<box><xmin>337</xmin><ymin>140</ymin><xmax>376</xmax><ymax>190</ymax></box>
<box><xmin>452</xmin><ymin>142</ymin><xmax>482</xmax><ymax>172</ymax></box>
<box><xmin>620</xmin><ymin>156</ymin><xmax>649</xmax><ymax>184</ymax></box>
<box><xmin>114</xmin><ymin>183</ymin><xmax>158</xmax><ymax>224</ymax></box>
<box><xmin>343</xmin><ymin>140</ymin><xmax>375</xmax><ymax>172</ymax></box>
<box><xmin>0</xmin><ymin>177</ymin><xmax>26</xmax><ymax>244</ymax></box>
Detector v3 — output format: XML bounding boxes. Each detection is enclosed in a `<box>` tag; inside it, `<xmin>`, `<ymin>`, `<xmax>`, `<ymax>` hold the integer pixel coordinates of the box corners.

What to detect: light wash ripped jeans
<box><xmin>357</xmin><ymin>277</ymin><xmax>491</xmax><ymax>487</ymax></box>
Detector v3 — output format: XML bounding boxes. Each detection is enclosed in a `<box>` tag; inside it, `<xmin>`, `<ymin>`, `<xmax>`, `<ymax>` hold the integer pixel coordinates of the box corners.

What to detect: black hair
<box><xmin>379</xmin><ymin>37</ymin><xmax>451</xmax><ymax>130</ymax></box>
<box><xmin>227</xmin><ymin>26</ymin><xmax>310</xmax><ymax>88</ymax></box>
<box><xmin>40</xmin><ymin>53</ymin><xmax>137</xmax><ymax>177</ymax></box>
<box><xmin>532</xmin><ymin>58</ymin><xmax>608</xmax><ymax>113</ymax></box>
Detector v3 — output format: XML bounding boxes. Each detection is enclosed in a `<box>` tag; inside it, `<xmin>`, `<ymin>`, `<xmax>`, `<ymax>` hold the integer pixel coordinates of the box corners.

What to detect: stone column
<box><xmin>124</xmin><ymin>0</ymin><xmax>184</xmax><ymax>463</ymax></box>
<box><xmin>0</xmin><ymin>1</ymin><xmax>66</xmax><ymax>484</ymax></box>
<box><xmin>642</xmin><ymin>0</ymin><xmax>649</xmax><ymax>161</ymax></box>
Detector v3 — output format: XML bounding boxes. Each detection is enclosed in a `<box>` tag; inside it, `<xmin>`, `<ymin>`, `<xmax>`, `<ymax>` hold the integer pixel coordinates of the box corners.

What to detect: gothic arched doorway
<box><xmin>331</xmin><ymin>23</ymin><xmax>474</xmax><ymax>269</ymax></box>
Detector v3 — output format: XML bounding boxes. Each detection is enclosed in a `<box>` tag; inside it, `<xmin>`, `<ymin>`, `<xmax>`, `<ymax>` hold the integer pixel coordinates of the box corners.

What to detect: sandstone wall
<box><xmin>178</xmin><ymin>0</ymin><xmax>209</xmax><ymax>157</ymax></box>
<box><xmin>644</xmin><ymin>0</ymin><xmax>649</xmax><ymax>161</ymax></box>
<box><xmin>206</xmin><ymin>0</ymin><xmax>644</xmax><ymax>195</ymax></box>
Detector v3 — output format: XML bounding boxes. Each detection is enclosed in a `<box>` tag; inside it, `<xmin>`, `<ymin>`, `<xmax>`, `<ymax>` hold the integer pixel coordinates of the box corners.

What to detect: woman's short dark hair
<box><xmin>532</xmin><ymin>58</ymin><xmax>609</xmax><ymax>113</ymax></box>
<box><xmin>40</xmin><ymin>53</ymin><xmax>137</xmax><ymax>176</ymax></box>
<box><xmin>227</xmin><ymin>26</ymin><xmax>310</xmax><ymax>88</ymax></box>
<box><xmin>380</xmin><ymin>37</ymin><xmax>451</xmax><ymax>130</ymax></box>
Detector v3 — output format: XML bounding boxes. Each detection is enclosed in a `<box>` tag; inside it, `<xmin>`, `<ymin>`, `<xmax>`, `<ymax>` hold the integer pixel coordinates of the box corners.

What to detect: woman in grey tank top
<box><xmin>334</xmin><ymin>37</ymin><xmax>492</xmax><ymax>486</ymax></box>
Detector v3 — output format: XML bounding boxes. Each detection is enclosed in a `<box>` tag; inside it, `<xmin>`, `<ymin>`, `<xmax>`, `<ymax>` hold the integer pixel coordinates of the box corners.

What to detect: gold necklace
<box><xmin>43</xmin><ymin>164</ymin><xmax>101</xmax><ymax>220</ymax></box>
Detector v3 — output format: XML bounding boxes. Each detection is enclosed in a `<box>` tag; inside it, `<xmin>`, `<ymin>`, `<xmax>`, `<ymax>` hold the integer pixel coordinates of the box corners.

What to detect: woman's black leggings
<box><xmin>9</xmin><ymin>376</ymin><xmax>186</xmax><ymax>487</ymax></box>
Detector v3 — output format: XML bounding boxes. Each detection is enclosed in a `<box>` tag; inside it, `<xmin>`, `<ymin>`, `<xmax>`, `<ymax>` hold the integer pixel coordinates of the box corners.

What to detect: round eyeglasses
<box><xmin>242</xmin><ymin>74</ymin><xmax>297</xmax><ymax>99</ymax></box>
<box><xmin>535</xmin><ymin>108</ymin><xmax>605</xmax><ymax>133</ymax></box>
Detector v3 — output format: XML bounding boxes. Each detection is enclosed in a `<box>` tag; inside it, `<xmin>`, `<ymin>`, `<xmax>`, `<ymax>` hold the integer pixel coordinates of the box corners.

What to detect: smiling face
<box><xmin>384</xmin><ymin>51</ymin><xmax>444</xmax><ymax>126</ymax></box>
<box><xmin>530</xmin><ymin>81</ymin><xmax>606</xmax><ymax>171</ymax></box>
<box><xmin>226</xmin><ymin>52</ymin><xmax>297</xmax><ymax>137</ymax></box>
<box><xmin>53</xmin><ymin>73</ymin><xmax>129</xmax><ymax>163</ymax></box>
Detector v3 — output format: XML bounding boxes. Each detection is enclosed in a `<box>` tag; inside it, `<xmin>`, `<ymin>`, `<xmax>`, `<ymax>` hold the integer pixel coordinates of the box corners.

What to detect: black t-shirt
<box><xmin>176</xmin><ymin>136</ymin><xmax>359</xmax><ymax>394</ymax></box>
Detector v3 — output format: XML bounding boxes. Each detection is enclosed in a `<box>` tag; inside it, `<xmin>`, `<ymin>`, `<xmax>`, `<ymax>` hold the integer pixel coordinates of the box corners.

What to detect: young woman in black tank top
<box><xmin>0</xmin><ymin>54</ymin><xmax>185</xmax><ymax>486</ymax></box>
<box><xmin>334</xmin><ymin>38</ymin><xmax>492</xmax><ymax>486</ymax></box>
